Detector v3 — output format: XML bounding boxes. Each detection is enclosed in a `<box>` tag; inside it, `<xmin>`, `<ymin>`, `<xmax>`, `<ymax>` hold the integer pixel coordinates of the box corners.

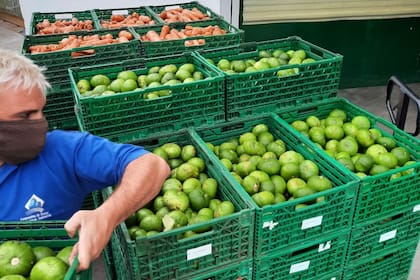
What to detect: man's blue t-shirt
<box><xmin>0</xmin><ymin>130</ymin><xmax>148</xmax><ymax>221</ymax></box>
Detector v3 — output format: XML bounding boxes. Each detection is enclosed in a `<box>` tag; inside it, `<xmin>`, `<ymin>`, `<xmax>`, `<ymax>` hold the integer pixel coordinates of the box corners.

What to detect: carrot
<box><xmin>159</xmin><ymin>25</ymin><xmax>170</xmax><ymax>39</ymax></box>
<box><xmin>145</xmin><ymin>30</ymin><xmax>161</xmax><ymax>42</ymax></box>
<box><xmin>118</xmin><ymin>30</ymin><xmax>133</xmax><ymax>40</ymax></box>
<box><xmin>191</xmin><ymin>8</ymin><xmax>207</xmax><ymax>19</ymax></box>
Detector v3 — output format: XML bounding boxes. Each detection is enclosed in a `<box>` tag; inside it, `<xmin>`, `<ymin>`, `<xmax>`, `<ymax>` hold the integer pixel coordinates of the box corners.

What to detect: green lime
<box><xmin>55</xmin><ymin>246</ymin><xmax>73</xmax><ymax>265</ymax></box>
<box><xmin>251</xmin><ymin>191</ymin><xmax>275</xmax><ymax>207</ymax></box>
<box><xmin>0</xmin><ymin>241</ymin><xmax>35</xmax><ymax>277</ymax></box>
<box><xmin>29</xmin><ymin>256</ymin><xmax>68</xmax><ymax>280</ymax></box>
<box><xmin>306</xmin><ymin>175</ymin><xmax>332</xmax><ymax>192</ymax></box>
<box><xmin>140</xmin><ymin>214</ymin><xmax>163</xmax><ymax>232</ymax></box>
<box><xmin>32</xmin><ymin>246</ymin><xmax>55</xmax><ymax>262</ymax></box>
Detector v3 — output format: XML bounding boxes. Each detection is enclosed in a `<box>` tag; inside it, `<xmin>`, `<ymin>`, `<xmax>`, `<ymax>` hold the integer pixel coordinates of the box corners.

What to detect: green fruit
<box><xmin>29</xmin><ymin>256</ymin><xmax>68</xmax><ymax>280</ymax></box>
<box><xmin>76</xmin><ymin>79</ymin><xmax>91</xmax><ymax>94</ymax></box>
<box><xmin>293</xmin><ymin>187</ymin><xmax>315</xmax><ymax>198</ymax></box>
<box><xmin>161</xmin><ymin>143</ymin><xmax>182</xmax><ymax>159</ymax></box>
<box><xmin>242</xmin><ymin>175</ymin><xmax>260</xmax><ymax>195</ymax></box>
<box><xmin>90</xmin><ymin>74</ymin><xmax>111</xmax><ymax>87</ymax></box>
<box><xmin>117</xmin><ymin>70</ymin><xmax>137</xmax><ymax>81</ymax></box>
<box><xmin>188</xmin><ymin>188</ymin><xmax>210</xmax><ymax>211</ymax></box>
<box><xmin>182</xmin><ymin>178</ymin><xmax>201</xmax><ymax>194</ymax></box>
<box><xmin>175</xmin><ymin>69</ymin><xmax>192</xmax><ymax>82</ymax></box>
<box><xmin>202</xmin><ymin>178</ymin><xmax>218</xmax><ymax>199</ymax></box>
<box><xmin>158</xmin><ymin>64</ymin><xmax>177</xmax><ymax>76</ymax></box>
<box><xmin>135</xmin><ymin>208</ymin><xmax>154</xmax><ymax>222</ymax></box>
<box><xmin>306</xmin><ymin>175</ymin><xmax>332</xmax><ymax>192</ymax></box>
<box><xmin>121</xmin><ymin>79</ymin><xmax>138</xmax><ymax>92</ymax></box>
<box><xmin>214</xmin><ymin>201</ymin><xmax>235</xmax><ymax>217</ymax></box>
<box><xmin>0</xmin><ymin>275</ymin><xmax>27</xmax><ymax>280</ymax></box>
<box><xmin>164</xmin><ymin>210</ymin><xmax>188</xmax><ymax>229</ymax></box>
<box><xmin>32</xmin><ymin>246</ymin><xmax>55</xmax><ymax>262</ymax></box>
<box><xmin>162</xmin><ymin>178</ymin><xmax>182</xmax><ymax>192</ymax></box>
<box><xmin>252</xmin><ymin>191</ymin><xmax>275</xmax><ymax>207</ymax></box>
<box><xmin>257</xmin><ymin>158</ymin><xmax>281</xmax><ymax>176</ymax></box>
<box><xmin>0</xmin><ymin>241</ymin><xmax>36</xmax><ymax>277</ymax></box>
<box><xmin>55</xmin><ymin>246</ymin><xmax>73</xmax><ymax>265</ymax></box>
<box><xmin>163</xmin><ymin>190</ymin><xmax>190</xmax><ymax>211</ymax></box>
<box><xmin>109</xmin><ymin>78</ymin><xmax>125</xmax><ymax>92</ymax></box>
<box><xmin>299</xmin><ymin>160</ymin><xmax>319</xmax><ymax>181</ymax></box>
<box><xmin>140</xmin><ymin>214</ymin><xmax>163</xmax><ymax>232</ymax></box>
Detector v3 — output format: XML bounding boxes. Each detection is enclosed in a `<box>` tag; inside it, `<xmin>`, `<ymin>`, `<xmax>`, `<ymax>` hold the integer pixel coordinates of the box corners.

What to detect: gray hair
<box><xmin>0</xmin><ymin>48</ymin><xmax>50</xmax><ymax>95</ymax></box>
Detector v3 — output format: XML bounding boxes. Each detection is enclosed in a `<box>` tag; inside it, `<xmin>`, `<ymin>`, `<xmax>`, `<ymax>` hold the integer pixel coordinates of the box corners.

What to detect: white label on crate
<box><xmin>112</xmin><ymin>10</ymin><xmax>129</xmax><ymax>15</ymax></box>
<box><xmin>187</xmin><ymin>244</ymin><xmax>212</xmax><ymax>261</ymax></box>
<box><xmin>165</xmin><ymin>5</ymin><xmax>181</xmax><ymax>11</ymax></box>
<box><xmin>55</xmin><ymin>13</ymin><xmax>73</xmax><ymax>20</ymax></box>
<box><xmin>301</xmin><ymin>216</ymin><xmax>323</xmax><ymax>230</ymax></box>
<box><xmin>318</xmin><ymin>241</ymin><xmax>332</xmax><ymax>252</ymax></box>
<box><xmin>379</xmin><ymin>229</ymin><xmax>397</xmax><ymax>243</ymax></box>
<box><xmin>413</xmin><ymin>204</ymin><xmax>420</xmax><ymax>212</ymax></box>
<box><xmin>263</xmin><ymin>220</ymin><xmax>279</xmax><ymax>230</ymax></box>
<box><xmin>289</xmin><ymin>260</ymin><xmax>310</xmax><ymax>274</ymax></box>
<box><xmin>331</xmin><ymin>278</ymin><xmax>337</xmax><ymax>280</ymax></box>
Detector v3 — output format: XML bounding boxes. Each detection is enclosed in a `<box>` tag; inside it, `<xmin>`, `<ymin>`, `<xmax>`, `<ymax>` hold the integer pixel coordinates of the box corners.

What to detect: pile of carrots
<box><xmin>35</xmin><ymin>18</ymin><xmax>94</xmax><ymax>35</ymax></box>
<box><xmin>100</xmin><ymin>12</ymin><xmax>156</xmax><ymax>29</ymax></box>
<box><xmin>141</xmin><ymin>24</ymin><xmax>227</xmax><ymax>45</ymax></box>
<box><xmin>159</xmin><ymin>7</ymin><xmax>212</xmax><ymax>23</ymax></box>
<box><xmin>28</xmin><ymin>30</ymin><xmax>134</xmax><ymax>54</ymax></box>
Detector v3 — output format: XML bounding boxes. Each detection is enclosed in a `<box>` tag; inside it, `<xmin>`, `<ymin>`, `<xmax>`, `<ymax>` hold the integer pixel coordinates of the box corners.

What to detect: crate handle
<box><xmin>64</xmin><ymin>255</ymin><xmax>79</xmax><ymax>280</ymax></box>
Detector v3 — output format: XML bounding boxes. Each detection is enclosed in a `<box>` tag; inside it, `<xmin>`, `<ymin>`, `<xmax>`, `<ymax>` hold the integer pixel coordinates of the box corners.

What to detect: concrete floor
<box><xmin>1</xmin><ymin>18</ymin><xmax>418</xmax><ymax>279</ymax></box>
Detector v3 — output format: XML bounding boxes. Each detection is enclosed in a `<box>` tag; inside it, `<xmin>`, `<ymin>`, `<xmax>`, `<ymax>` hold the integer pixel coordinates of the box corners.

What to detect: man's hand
<box><xmin>64</xmin><ymin>208</ymin><xmax>114</xmax><ymax>271</ymax></box>
<box><xmin>65</xmin><ymin>153</ymin><xmax>170</xmax><ymax>271</ymax></box>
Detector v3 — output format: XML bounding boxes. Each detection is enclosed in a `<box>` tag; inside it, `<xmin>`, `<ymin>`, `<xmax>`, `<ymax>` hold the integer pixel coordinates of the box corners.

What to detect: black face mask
<box><xmin>0</xmin><ymin>118</ymin><xmax>48</xmax><ymax>165</ymax></box>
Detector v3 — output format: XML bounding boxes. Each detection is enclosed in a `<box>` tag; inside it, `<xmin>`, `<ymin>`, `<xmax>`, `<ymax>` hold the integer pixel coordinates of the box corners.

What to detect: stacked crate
<box><xmin>198</xmin><ymin>36</ymin><xmax>343</xmax><ymax>120</ymax></box>
<box><xmin>0</xmin><ymin>221</ymin><xmax>92</xmax><ymax>280</ymax></box>
<box><xmin>277</xmin><ymin>97</ymin><xmax>420</xmax><ymax>279</ymax></box>
<box><xmin>101</xmin><ymin>129</ymin><xmax>255</xmax><ymax>280</ymax></box>
<box><xmin>20</xmin><ymin>1</ymin><xmax>419</xmax><ymax>279</ymax></box>
<box><xmin>24</xmin><ymin>10</ymin><xmax>142</xmax><ymax>129</ymax></box>
<box><xmin>193</xmin><ymin>113</ymin><xmax>358</xmax><ymax>279</ymax></box>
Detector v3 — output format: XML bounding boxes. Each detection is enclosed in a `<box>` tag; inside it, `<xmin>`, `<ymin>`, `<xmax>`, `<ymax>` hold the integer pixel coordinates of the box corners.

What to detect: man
<box><xmin>0</xmin><ymin>48</ymin><xmax>170</xmax><ymax>270</ymax></box>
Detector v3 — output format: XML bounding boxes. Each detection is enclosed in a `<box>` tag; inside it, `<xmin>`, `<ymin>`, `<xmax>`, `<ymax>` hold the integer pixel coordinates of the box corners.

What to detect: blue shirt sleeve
<box><xmin>43</xmin><ymin>130</ymin><xmax>149</xmax><ymax>195</ymax></box>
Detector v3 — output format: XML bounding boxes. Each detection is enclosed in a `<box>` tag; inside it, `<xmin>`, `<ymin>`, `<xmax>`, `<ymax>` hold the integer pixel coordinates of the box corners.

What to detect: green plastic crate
<box><xmin>22</xmin><ymin>28</ymin><xmax>141</xmax><ymax>89</ymax></box>
<box><xmin>277</xmin><ymin>97</ymin><xmax>420</xmax><ymax>226</ymax></box>
<box><xmin>105</xmin><ymin>128</ymin><xmax>254</xmax><ymax>280</ymax></box>
<box><xmin>187</xmin><ymin>258</ymin><xmax>252</xmax><ymax>280</ymax></box>
<box><xmin>30</xmin><ymin>10</ymin><xmax>100</xmax><ymax>35</ymax></box>
<box><xmin>102</xmin><ymin>242</ymin><xmax>117</xmax><ymax>280</ymax></box>
<box><xmin>192</xmin><ymin>113</ymin><xmax>358</xmax><ymax>257</ymax></box>
<box><xmin>133</xmin><ymin>19</ymin><xmax>244</xmax><ymax>58</ymax></box>
<box><xmin>0</xmin><ymin>221</ymin><xmax>92</xmax><ymax>280</ymax></box>
<box><xmin>343</xmin><ymin>241</ymin><xmax>418</xmax><ymax>280</ymax></box>
<box><xmin>148</xmin><ymin>1</ymin><xmax>221</xmax><ymax>24</ymax></box>
<box><xmin>44</xmin><ymin>87</ymin><xmax>78</xmax><ymax>130</ymax></box>
<box><xmin>69</xmin><ymin>52</ymin><xmax>225</xmax><ymax>143</ymax></box>
<box><xmin>22</xmin><ymin>28</ymin><xmax>141</xmax><ymax>130</ymax></box>
<box><xmin>347</xmin><ymin>205</ymin><xmax>420</xmax><ymax>263</ymax></box>
<box><xmin>93</xmin><ymin>6</ymin><xmax>163</xmax><ymax>30</ymax></box>
<box><xmin>196</xmin><ymin>36</ymin><xmax>343</xmax><ymax>120</ymax></box>
<box><xmin>253</xmin><ymin>231</ymin><xmax>348</xmax><ymax>280</ymax></box>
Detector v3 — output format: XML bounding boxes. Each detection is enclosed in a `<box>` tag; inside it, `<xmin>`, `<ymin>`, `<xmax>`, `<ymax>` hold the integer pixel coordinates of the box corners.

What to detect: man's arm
<box><xmin>65</xmin><ymin>153</ymin><xmax>170</xmax><ymax>270</ymax></box>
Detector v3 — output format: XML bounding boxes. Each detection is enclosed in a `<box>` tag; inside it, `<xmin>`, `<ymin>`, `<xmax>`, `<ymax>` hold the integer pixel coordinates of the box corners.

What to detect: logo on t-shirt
<box><xmin>21</xmin><ymin>194</ymin><xmax>52</xmax><ymax>221</ymax></box>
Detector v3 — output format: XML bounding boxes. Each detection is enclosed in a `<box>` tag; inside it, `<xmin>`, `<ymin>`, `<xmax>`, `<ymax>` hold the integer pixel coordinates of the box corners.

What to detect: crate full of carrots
<box><xmin>132</xmin><ymin>19</ymin><xmax>244</xmax><ymax>57</ymax></box>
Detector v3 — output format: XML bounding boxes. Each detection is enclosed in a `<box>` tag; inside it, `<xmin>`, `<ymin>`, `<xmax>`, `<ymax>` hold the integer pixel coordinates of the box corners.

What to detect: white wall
<box><xmin>19</xmin><ymin>0</ymin><xmax>239</xmax><ymax>34</ymax></box>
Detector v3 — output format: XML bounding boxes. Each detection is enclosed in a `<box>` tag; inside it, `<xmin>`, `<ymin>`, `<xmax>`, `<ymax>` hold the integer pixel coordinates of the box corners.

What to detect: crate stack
<box><xmin>4</xmin><ymin>1</ymin><xmax>416</xmax><ymax>280</ymax></box>
<box><xmin>277</xmin><ymin>98</ymin><xmax>420</xmax><ymax>279</ymax></box>
<box><xmin>0</xmin><ymin>221</ymin><xmax>92</xmax><ymax>280</ymax></box>
<box><xmin>101</xmin><ymin>129</ymin><xmax>255</xmax><ymax>280</ymax></box>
